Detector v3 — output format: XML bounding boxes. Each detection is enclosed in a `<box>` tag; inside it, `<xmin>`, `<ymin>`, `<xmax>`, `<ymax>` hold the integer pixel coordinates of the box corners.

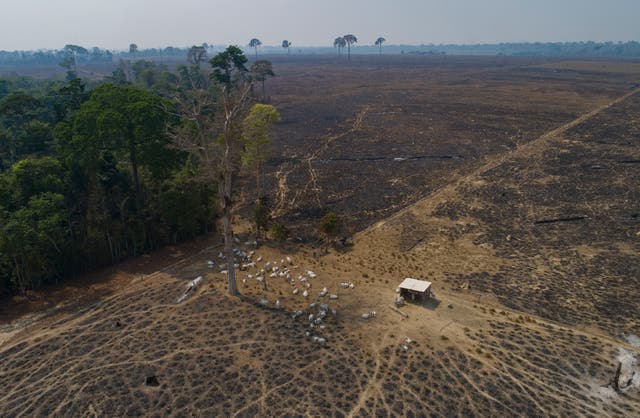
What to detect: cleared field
<box><xmin>264</xmin><ymin>55</ymin><xmax>640</xmax><ymax>233</ymax></box>
<box><xmin>1</xmin><ymin>56</ymin><xmax>640</xmax><ymax>417</ymax></box>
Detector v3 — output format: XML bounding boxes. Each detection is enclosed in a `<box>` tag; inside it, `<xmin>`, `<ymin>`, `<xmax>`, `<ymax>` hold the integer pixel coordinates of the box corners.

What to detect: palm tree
<box><xmin>343</xmin><ymin>34</ymin><xmax>357</xmax><ymax>61</ymax></box>
<box><xmin>375</xmin><ymin>37</ymin><xmax>386</xmax><ymax>55</ymax></box>
<box><xmin>249</xmin><ymin>38</ymin><xmax>262</xmax><ymax>59</ymax></box>
<box><xmin>334</xmin><ymin>37</ymin><xmax>346</xmax><ymax>56</ymax></box>
<box><xmin>282</xmin><ymin>40</ymin><xmax>291</xmax><ymax>54</ymax></box>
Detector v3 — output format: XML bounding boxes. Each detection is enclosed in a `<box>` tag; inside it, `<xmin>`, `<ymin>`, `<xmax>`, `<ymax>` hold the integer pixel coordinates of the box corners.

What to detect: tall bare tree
<box><xmin>170</xmin><ymin>46</ymin><xmax>253</xmax><ymax>296</ymax></box>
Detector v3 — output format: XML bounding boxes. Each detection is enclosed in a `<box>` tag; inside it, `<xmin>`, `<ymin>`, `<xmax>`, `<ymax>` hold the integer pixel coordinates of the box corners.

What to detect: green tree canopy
<box><xmin>210</xmin><ymin>45</ymin><xmax>248</xmax><ymax>86</ymax></box>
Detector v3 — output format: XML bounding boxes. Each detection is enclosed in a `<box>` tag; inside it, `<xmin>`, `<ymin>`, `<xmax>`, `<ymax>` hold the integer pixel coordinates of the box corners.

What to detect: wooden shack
<box><xmin>398</xmin><ymin>278</ymin><xmax>432</xmax><ymax>303</ymax></box>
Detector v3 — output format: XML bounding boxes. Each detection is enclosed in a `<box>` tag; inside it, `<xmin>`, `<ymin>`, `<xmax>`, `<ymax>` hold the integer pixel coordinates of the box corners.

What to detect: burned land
<box><xmin>262</xmin><ymin>55</ymin><xmax>639</xmax><ymax>233</ymax></box>
<box><xmin>1</xmin><ymin>56</ymin><xmax>640</xmax><ymax>417</ymax></box>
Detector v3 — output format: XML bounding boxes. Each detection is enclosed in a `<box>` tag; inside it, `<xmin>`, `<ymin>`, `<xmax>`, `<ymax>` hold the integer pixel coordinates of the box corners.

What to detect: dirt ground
<box><xmin>1</xmin><ymin>57</ymin><xmax>640</xmax><ymax>417</ymax></box>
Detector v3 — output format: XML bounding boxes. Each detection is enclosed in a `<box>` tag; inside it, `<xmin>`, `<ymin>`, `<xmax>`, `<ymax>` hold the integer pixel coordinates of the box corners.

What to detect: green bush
<box><xmin>269</xmin><ymin>223</ymin><xmax>287</xmax><ymax>242</ymax></box>
<box><xmin>319</xmin><ymin>211</ymin><xmax>340</xmax><ymax>237</ymax></box>
<box><xmin>251</xmin><ymin>197</ymin><xmax>270</xmax><ymax>236</ymax></box>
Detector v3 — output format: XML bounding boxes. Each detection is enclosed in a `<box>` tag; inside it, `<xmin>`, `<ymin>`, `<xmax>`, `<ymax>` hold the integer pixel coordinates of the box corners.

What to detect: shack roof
<box><xmin>399</xmin><ymin>278</ymin><xmax>432</xmax><ymax>293</ymax></box>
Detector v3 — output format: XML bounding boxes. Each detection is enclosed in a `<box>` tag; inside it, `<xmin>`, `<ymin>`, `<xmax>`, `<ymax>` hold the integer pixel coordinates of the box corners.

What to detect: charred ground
<box><xmin>1</xmin><ymin>56</ymin><xmax>640</xmax><ymax>417</ymax></box>
<box><xmin>263</xmin><ymin>55</ymin><xmax>639</xmax><ymax>234</ymax></box>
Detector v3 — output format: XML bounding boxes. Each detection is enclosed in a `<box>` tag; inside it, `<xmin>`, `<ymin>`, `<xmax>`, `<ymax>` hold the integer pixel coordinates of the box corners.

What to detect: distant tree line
<box><xmin>4</xmin><ymin>41</ymin><xmax>640</xmax><ymax>65</ymax></box>
<box><xmin>431</xmin><ymin>41</ymin><xmax>640</xmax><ymax>58</ymax></box>
<box><xmin>0</xmin><ymin>46</ymin><xmax>279</xmax><ymax>296</ymax></box>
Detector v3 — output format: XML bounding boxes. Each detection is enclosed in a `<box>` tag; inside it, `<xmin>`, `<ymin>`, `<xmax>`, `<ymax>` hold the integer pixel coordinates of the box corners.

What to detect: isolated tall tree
<box><xmin>129</xmin><ymin>43</ymin><xmax>138</xmax><ymax>55</ymax></box>
<box><xmin>250</xmin><ymin>60</ymin><xmax>275</xmax><ymax>102</ymax></box>
<box><xmin>171</xmin><ymin>46</ymin><xmax>253</xmax><ymax>296</ymax></box>
<box><xmin>211</xmin><ymin>46</ymin><xmax>255</xmax><ymax>296</ymax></box>
<box><xmin>249</xmin><ymin>38</ymin><xmax>262</xmax><ymax>59</ymax></box>
<box><xmin>375</xmin><ymin>37</ymin><xmax>386</xmax><ymax>55</ymax></box>
<box><xmin>282</xmin><ymin>40</ymin><xmax>291</xmax><ymax>54</ymax></box>
<box><xmin>334</xmin><ymin>37</ymin><xmax>346</xmax><ymax>56</ymax></box>
<box><xmin>343</xmin><ymin>35</ymin><xmax>357</xmax><ymax>61</ymax></box>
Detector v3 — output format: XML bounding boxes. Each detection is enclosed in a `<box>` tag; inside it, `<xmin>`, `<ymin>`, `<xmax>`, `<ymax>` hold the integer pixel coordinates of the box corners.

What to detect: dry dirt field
<box><xmin>1</xmin><ymin>56</ymin><xmax>640</xmax><ymax>417</ymax></box>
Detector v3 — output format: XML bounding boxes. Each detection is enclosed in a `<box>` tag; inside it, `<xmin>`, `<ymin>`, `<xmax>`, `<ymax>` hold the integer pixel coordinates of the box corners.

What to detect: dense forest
<box><xmin>0</xmin><ymin>47</ymin><xmax>275</xmax><ymax>296</ymax></box>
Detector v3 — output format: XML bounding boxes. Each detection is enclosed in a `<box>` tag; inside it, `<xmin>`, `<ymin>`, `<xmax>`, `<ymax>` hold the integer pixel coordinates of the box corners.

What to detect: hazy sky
<box><xmin>1</xmin><ymin>0</ymin><xmax>639</xmax><ymax>50</ymax></box>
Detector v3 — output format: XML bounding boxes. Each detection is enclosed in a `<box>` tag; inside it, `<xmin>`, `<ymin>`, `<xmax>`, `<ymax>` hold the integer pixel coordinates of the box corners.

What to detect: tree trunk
<box><xmin>129</xmin><ymin>146</ymin><xmax>140</xmax><ymax>198</ymax></box>
<box><xmin>347</xmin><ymin>44</ymin><xmax>351</xmax><ymax>61</ymax></box>
<box><xmin>221</xmin><ymin>204</ymin><xmax>238</xmax><ymax>296</ymax></box>
<box><xmin>220</xmin><ymin>98</ymin><xmax>239</xmax><ymax>297</ymax></box>
<box><xmin>262</xmin><ymin>79</ymin><xmax>266</xmax><ymax>102</ymax></box>
<box><xmin>256</xmin><ymin>164</ymin><xmax>262</xmax><ymax>201</ymax></box>
<box><xmin>219</xmin><ymin>174</ymin><xmax>238</xmax><ymax>296</ymax></box>
<box><xmin>12</xmin><ymin>256</ymin><xmax>26</xmax><ymax>295</ymax></box>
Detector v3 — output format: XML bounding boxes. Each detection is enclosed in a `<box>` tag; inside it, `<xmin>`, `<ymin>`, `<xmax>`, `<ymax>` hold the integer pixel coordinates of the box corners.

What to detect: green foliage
<box><xmin>0</xmin><ymin>191</ymin><xmax>68</xmax><ymax>293</ymax></box>
<box><xmin>176</xmin><ymin>64</ymin><xmax>208</xmax><ymax>91</ymax></box>
<box><xmin>269</xmin><ymin>223</ymin><xmax>287</xmax><ymax>242</ymax></box>
<box><xmin>209</xmin><ymin>46</ymin><xmax>248</xmax><ymax>86</ymax></box>
<box><xmin>68</xmin><ymin>84</ymin><xmax>180</xmax><ymax>184</ymax></box>
<box><xmin>320</xmin><ymin>211</ymin><xmax>340</xmax><ymax>238</ymax></box>
<box><xmin>130</xmin><ymin>60</ymin><xmax>179</xmax><ymax>94</ymax></box>
<box><xmin>0</xmin><ymin>91</ymin><xmax>53</xmax><ymax>168</ymax></box>
<box><xmin>241</xmin><ymin>103</ymin><xmax>280</xmax><ymax>169</ymax></box>
<box><xmin>157</xmin><ymin>167</ymin><xmax>216</xmax><ymax>241</ymax></box>
<box><xmin>0</xmin><ymin>80</ymin><xmax>216</xmax><ymax>295</ymax></box>
<box><xmin>8</xmin><ymin>157</ymin><xmax>65</xmax><ymax>206</ymax></box>
<box><xmin>54</xmin><ymin>78</ymin><xmax>87</xmax><ymax>121</ymax></box>
<box><xmin>108</xmin><ymin>67</ymin><xmax>129</xmax><ymax>85</ymax></box>
<box><xmin>250</xmin><ymin>60</ymin><xmax>275</xmax><ymax>83</ymax></box>
<box><xmin>0</xmin><ymin>80</ymin><xmax>8</xmax><ymax>100</ymax></box>
<box><xmin>251</xmin><ymin>197</ymin><xmax>270</xmax><ymax>236</ymax></box>
<box><xmin>187</xmin><ymin>46</ymin><xmax>207</xmax><ymax>65</ymax></box>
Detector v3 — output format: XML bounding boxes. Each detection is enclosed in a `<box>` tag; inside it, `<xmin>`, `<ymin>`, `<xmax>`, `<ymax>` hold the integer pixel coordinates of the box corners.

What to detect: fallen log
<box><xmin>610</xmin><ymin>362</ymin><xmax>622</xmax><ymax>393</ymax></box>
<box><xmin>534</xmin><ymin>215</ymin><xmax>589</xmax><ymax>225</ymax></box>
<box><xmin>389</xmin><ymin>305</ymin><xmax>409</xmax><ymax>318</ymax></box>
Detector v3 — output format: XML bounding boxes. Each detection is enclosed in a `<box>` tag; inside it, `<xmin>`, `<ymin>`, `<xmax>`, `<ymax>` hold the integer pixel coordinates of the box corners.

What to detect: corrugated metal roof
<box><xmin>399</xmin><ymin>278</ymin><xmax>432</xmax><ymax>293</ymax></box>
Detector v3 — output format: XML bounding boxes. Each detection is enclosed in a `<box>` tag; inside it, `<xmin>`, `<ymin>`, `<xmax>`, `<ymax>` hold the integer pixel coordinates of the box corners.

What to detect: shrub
<box><xmin>319</xmin><ymin>211</ymin><xmax>340</xmax><ymax>238</ymax></box>
<box><xmin>269</xmin><ymin>223</ymin><xmax>287</xmax><ymax>242</ymax></box>
<box><xmin>251</xmin><ymin>197</ymin><xmax>270</xmax><ymax>236</ymax></box>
